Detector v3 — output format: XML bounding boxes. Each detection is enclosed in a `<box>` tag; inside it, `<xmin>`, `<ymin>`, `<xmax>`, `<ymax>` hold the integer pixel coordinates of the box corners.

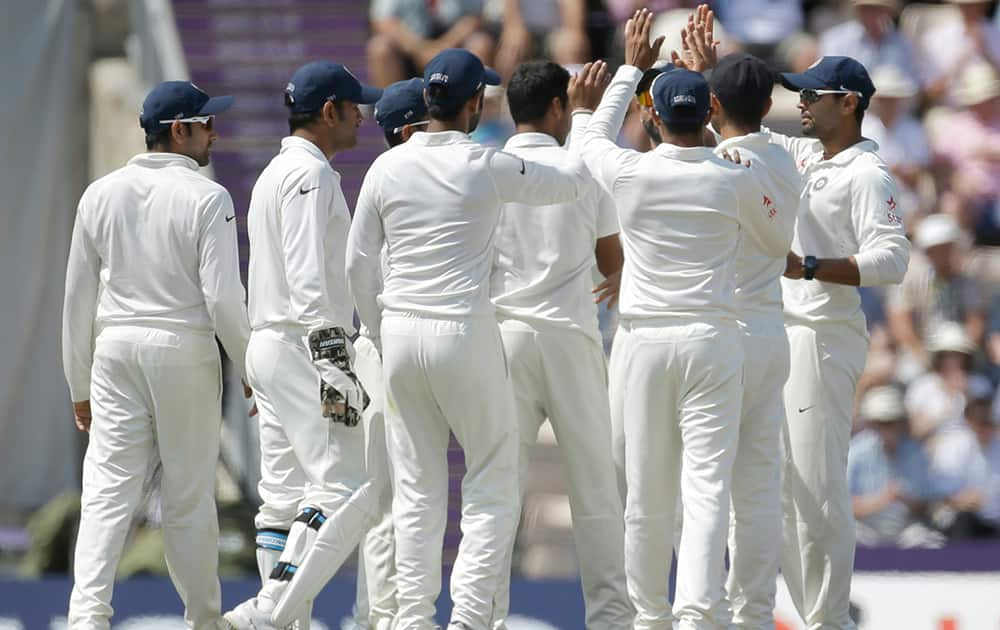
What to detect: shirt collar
<box><xmin>407</xmin><ymin>130</ymin><xmax>471</xmax><ymax>146</ymax></box>
<box><xmin>652</xmin><ymin>143</ymin><xmax>716</xmax><ymax>161</ymax></box>
<box><xmin>820</xmin><ymin>138</ymin><xmax>880</xmax><ymax>167</ymax></box>
<box><xmin>128</xmin><ymin>152</ymin><xmax>200</xmax><ymax>171</ymax></box>
<box><xmin>504</xmin><ymin>132</ymin><xmax>560</xmax><ymax>149</ymax></box>
<box><xmin>280</xmin><ymin>136</ymin><xmax>329</xmax><ymax>162</ymax></box>
<box><xmin>714</xmin><ymin>131</ymin><xmax>771</xmax><ymax>154</ymax></box>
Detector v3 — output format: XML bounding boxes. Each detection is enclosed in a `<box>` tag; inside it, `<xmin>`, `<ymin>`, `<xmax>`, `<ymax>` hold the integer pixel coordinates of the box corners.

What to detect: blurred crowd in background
<box><xmin>363</xmin><ymin>0</ymin><xmax>1000</xmax><ymax>549</ymax></box>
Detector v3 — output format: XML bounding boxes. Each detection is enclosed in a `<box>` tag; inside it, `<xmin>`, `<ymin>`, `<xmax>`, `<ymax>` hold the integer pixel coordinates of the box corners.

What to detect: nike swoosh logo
<box><xmin>225</xmin><ymin>215</ymin><xmax>235</xmax><ymax>222</ymax></box>
<box><xmin>519</xmin><ymin>160</ymin><xmax>525</xmax><ymax>175</ymax></box>
<box><xmin>300</xmin><ymin>185</ymin><xmax>320</xmax><ymax>195</ymax></box>
<box><xmin>798</xmin><ymin>405</ymin><xmax>815</xmax><ymax>413</ymax></box>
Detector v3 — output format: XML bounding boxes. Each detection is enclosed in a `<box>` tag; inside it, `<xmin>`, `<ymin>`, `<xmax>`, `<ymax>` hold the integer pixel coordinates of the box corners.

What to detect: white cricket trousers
<box><xmin>493</xmin><ymin>320</ymin><xmax>631</xmax><ymax>630</ymax></box>
<box><xmin>69</xmin><ymin>325</ymin><xmax>224</xmax><ymax>630</ymax></box>
<box><xmin>722</xmin><ymin>317</ymin><xmax>790</xmax><ymax>629</ymax></box>
<box><xmin>611</xmin><ymin>318</ymin><xmax>743</xmax><ymax>630</ymax></box>
<box><xmin>380</xmin><ymin>312</ymin><xmax>520</xmax><ymax>630</ymax></box>
<box><xmin>249</xmin><ymin>325</ymin><xmax>370</xmax><ymax>531</ymax></box>
<box><xmin>781</xmin><ymin>323</ymin><xmax>867</xmax><ymax>630</ymax></box>
<box><xmin>353</xmin><ymin>336</ymin><xmax>398</xmax><ymax>630</ymax></box>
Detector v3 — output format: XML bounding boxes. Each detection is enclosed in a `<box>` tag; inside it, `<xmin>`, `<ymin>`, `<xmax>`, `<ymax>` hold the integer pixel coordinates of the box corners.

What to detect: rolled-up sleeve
<box><xmin>850</xmin><ymin>162</ymin><xmax>910</xmax><ymax>286</ymax></box>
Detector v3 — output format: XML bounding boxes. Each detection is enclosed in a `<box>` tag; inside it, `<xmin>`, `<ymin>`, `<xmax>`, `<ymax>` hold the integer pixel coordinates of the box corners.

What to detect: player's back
<box><xmin>491</xmin><ymin>136</ymin><xmax>615</xmax><ymax>341</ymax></box>
<box><xmin>80</xmin><ymin>152</ymin><xmax>229</xmax><ymax>331</ymax></box>
<box><xmin>615</xmin><ymin>145</ymin><xmax>750</xmax><ymax>321</ymax></box>
<box><xmin>369</xmin><ymin>130</ymin><xmax>510</xmax><ymax>319</ymax></box>
<box><xmin>714</xmin><ymin>132</ymin><xmax>800</xmax><ymax>321</ymax></box>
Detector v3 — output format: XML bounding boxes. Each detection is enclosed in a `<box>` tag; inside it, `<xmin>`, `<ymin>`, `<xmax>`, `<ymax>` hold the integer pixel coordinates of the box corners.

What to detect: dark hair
<box><xmin>507</xmin><ymin>61</ymin><xmax>570</xmax><ymax>124</ymax></box>
<box><xmin>145</xmin><ymin>128</ymin><xmax>171</xmax><ymax>150</ymax></box>
<box><xmin>145</xmin><ymin>122</ymin><xmax>193</xmax><ymax>150</ymax></box>
<box><xmin>285</xmin><ymin>93</ymin><xmax>344</xmax><ymax>133</ymax></box>
<box><xmin>426</xmin><ymin>84</ymin><xmax>468</xmax><ymax>121</ymax></box>
<box><xmin>383</xmin><ymin>128</ymin><xmax>405</xmax><ymax>147</ymax></box>
<box><xmin>664</xmin><ymin>117</ymin><xmax>705</xmax><ymax>136</ymax></box>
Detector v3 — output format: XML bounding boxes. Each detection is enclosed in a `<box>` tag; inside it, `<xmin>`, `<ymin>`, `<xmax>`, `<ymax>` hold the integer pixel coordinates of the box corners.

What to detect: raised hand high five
<box><xmin>568</xmin><ymin>60</ymin><xmax>612</xmax><ymax>112</ymax></box>
<box><xmin>625</xmin><ymin>8</ymin><xmax>665</xmax><ymax>72</ymax></box>
<box><xmin>670</xmin><ymin>4</ymin><xmax>720</xmax><ymax>73</ymax></box>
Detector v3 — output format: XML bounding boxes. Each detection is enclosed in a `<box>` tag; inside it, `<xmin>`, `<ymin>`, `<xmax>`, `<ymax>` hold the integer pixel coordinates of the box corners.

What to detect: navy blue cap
<box><xmin>140</xmin><ymin>81</ymin><xmax>233</xmax><ymax>133</ymax></box>
<box><xmin>284</xmin><ymin>61</ymin><xmax>382</xmax><ymax>113</ymax></box>
<box><xmin>651</xmin><ymin>68</ymin><xmax>711</xmax><ymax>125</ymax></box>
<box><xmin>780</xmin><ymin>56</ymin><xmax>876</xmax><ymax>110</ymax></box>
<box><xmin>423</xmin><ymin>49</ymin><xmax>501</xmax><ymax>110</ymax></box>
<box><xmin>374</xmin><ymin>78</ymin><xmax>428</xmax><ymax>133</ymax></box>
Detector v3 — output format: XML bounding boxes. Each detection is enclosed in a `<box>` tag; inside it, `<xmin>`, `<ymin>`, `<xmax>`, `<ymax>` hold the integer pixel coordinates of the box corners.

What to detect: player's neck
<box><xmin>718</xmin><ymin>121</ymin><xmax>760</xmax><ymax>141</ymax></box>
<box><xmin>292</xmin><ymin>129</ymin><xmax>337</xmax><ymax>161</ymax></box>
<box><xmin>661</xmin><ymin>132</ymin><xmax>703</xmax><ymax>148</ymax></box>
<box><xmin>820</xmin><ymin>127</ymin><xmax>863</xmax><ymax>160</ymax></box>
<box><xmin>514</xmin><ymin>122</ymin><xmax>557</xmax><ymax>141</ymax></box>
<box><xmin>427</xmin><ymin>118</ymin><xmax>470</xmax><ymax>134</ymax></box>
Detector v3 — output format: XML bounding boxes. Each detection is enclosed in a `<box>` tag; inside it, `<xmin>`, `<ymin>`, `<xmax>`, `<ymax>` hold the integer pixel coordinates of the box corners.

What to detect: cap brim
<box><xmin>779</xmin><ymin>71</ymin><xmax>829</xmax><ymax>92</ymax></box>
<box><xmin>484</xmin><ymin>67</ymin><xmax>502</xmax><ymax>86</ymax></box>
<box><xmin>198</xmin><ymin>95</ymin><xmax>234</xmax><ymax>115</ymax></box>
<box><xmin>357</xmin><ymin>84</ymin><xmax>383</xmax><ymax>105</ymax></box>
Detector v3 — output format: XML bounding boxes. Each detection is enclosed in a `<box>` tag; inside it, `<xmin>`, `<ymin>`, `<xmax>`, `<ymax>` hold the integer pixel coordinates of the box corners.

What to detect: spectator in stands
<box><xmin>367</xmin><ymin>0</ymin><xmax>494</xmax><ymax>87</ymax></box>
<box><xmin>929</xmin><ymin>393</ymin><xmax>1000</xmax><ymax>539</ymax></box>
<box><xmin>863</xmin><ymin>64</ymin><xmax>932</xmax><ymax>219</ymax></box>
<box><xmin>921</xmin><ymin>0</ymin><xmax>1000</xmax><ymax>103</ymax></box>
<box><xmin>848</xmin><ymin>386</ymin><xmax>944</xmax><ymax>548</ymax></box>
<box><xmin>491</xmin><ymin>0</ymin><xmax>591</xmax><ymax>81</ymax></box>
<box><xmin>932</xmin><ymin>61</ymin><xmax>1000</xmax><ymax>203</ymax></box>
<box><xmin>712</xmin><ymin>0</ymin><xmax>803</xmax><ymax>64</ymax></box>
<box><xmin>820</xmin><ymin>0</ymin><xmax>921</xmax><ymax>88</ymax></box>
<box><xmin>905</xmin><ymin>322</ymin><xmax>990</xmax><ymax>438</ymax></box>
<box><xmin>888</xmin><ymin>214</ymin><xmax>985</xmax><ymax>379</ymax></box>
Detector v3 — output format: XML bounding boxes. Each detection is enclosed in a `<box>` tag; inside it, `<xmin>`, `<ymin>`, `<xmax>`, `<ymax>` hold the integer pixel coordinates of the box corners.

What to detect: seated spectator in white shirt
<box><xmin>929</xmin><ymin>392</ymin><xmax>1000</xmax><ymax>539</ymax></box>
<box><xmin>888</xmin><ymin>215</ymin><xmax>985</xmax><ymax>378</ymax></box>
<box><xmin>849</xmin><ymin>386</ymin><xmax>945</xmax><ymax>548</ymax></box>
<box><xmin>905</xmin><ymin>322</ymin><xmax>988</xmax><ymax>437</ymax></box>
<box><xmin>921</xmin><ymin>0</ymin><xmax>1000</xmax><ymax>104</ymax></box>
<box><xmin>862</xmin><ymin>65</ymin><xmax>931</xmax><ymax>218</ymax></box>
<box><xmin>820</xmin><ymin>0</ymin><xmax>921</xmax><ymax>88</ymax></box>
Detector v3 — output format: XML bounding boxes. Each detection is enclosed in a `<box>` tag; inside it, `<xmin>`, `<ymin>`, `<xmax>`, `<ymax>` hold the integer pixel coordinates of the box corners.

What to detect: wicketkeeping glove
<box><xmin>306</xmin><ymin>327</ymin><xmax>369</xmax><ymax>426</ymax></box>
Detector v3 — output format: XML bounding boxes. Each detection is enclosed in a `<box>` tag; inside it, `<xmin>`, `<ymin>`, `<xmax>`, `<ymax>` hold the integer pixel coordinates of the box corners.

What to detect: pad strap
<box><xmin>255</xmin><ymin>528</ymin><xmax>289</xmax><ymax>552</ymax></box>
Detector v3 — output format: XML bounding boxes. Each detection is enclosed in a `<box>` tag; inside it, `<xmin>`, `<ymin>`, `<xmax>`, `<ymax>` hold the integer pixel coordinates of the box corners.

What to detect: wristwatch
<box><xmin>803</xmin><ymin>255</ymin><xmax>819</xmax><ymax>281</ymax></box>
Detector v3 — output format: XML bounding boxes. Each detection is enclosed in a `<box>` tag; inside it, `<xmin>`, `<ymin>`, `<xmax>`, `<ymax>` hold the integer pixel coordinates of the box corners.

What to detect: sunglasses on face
<box><xmin>160</xmin><ymin>115</ymin><xmax>215</xmax><ymax>130</ymax></box>
<box><xmin>798</xmin><ymin>89</ymin><xmax>861</xmax><ymax>104</ymax></box>
<box><xmin>636</xmin><ymin>90</ymin><xmax>654</xmax><ymax>108</ymax></box>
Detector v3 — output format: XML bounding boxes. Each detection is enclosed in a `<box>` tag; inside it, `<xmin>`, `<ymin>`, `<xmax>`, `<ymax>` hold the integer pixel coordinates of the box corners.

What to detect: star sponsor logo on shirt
<box><xmin>886</xmin><ymin>196</ymin><xmax>902</xmax><ymax>225</ymax></box>
<box><xmin>763</xmin><ymin>194</ymin><xmax>777</xmax><ymax>219</ymax></box>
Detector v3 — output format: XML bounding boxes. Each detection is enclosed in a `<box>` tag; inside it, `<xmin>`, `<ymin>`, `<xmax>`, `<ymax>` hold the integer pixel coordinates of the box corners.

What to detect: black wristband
<box><xmin>803</xmin><ymin>255</ymin><xmax>819</xmax><ymax>281</ymax></box>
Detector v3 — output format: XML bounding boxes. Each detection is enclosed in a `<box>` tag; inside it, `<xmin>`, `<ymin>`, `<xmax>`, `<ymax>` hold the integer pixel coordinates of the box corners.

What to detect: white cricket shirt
<box><xmin>575</xmin><ymin>65</ymin><xmax>788</xmax><ymax>322</ymax></box>
<box><xmin>770</xmin><ymin>130</ymin><xmax>910</xmax><ymax>335</ymax></box>
<box><xmin>346</xmin><ymin>130</ymin><xmax>585</xmax><ymax>335</ymax></box>
<box><xmin>62</xmin><ymin>152</ymin><xmax>250</xmax><ymax>401</ymax></box>
<box><xmin>247</xmin><ymin>136</ymin><xmax>355</xmax><ymax>335</ymax></box>
<box><xmin>491</xmin><ymin>132</ymin><xmax>619</xmax><ymax>343</ymax></box>
<box><xmin>713</xmin><ymin>132</ymin><xmax>800</xmax><ymax>325</ymax></box>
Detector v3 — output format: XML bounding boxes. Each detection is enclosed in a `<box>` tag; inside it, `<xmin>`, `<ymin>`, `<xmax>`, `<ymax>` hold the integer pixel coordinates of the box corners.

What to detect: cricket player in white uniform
<box><xmin>707</xmin><ymin>53</ymin><xmax>800</xmax><ymax>628</ymax></box>
<box><xmin>224</xmin><ymin>61</ymin><xmax>383</xmax><ymax>630</ymax></box>
<box><xmin>349</xmin><ymin>77</ymin><xmax>431</xmax><ymax>630</ymax></box>
<box><xmin>346</xmin><ymin>48</ymin><xmax>587</xmax><ymax>630</ymax></box>
<box><xmin>572</xmin><ymin>11</ymin><xmax>790</xmax><ymax>629</ymax></box>
<box><xmin>63</xmin><ymin>81</ymin><xmax>250</xmax><ymax>630</ymax></box>
<box><xmin>772</xmin><ymin>56</ymin><xmax>910</xmax><ymax>630</ymax></box>
<box><xmin>488</xmin><ymin>60</ymin><xmax>632</xmax><ymax>630</ymax></box>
